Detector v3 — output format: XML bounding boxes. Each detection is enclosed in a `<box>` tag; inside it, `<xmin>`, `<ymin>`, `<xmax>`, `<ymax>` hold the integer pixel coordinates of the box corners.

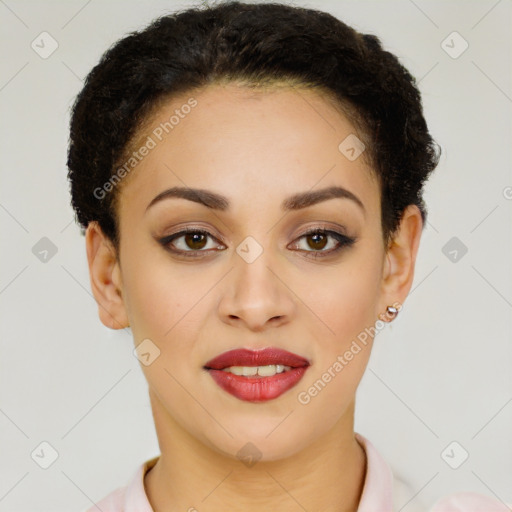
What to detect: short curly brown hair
<box><xmin>66</xmin><ymin>0</ymin><xmax>441</xmax><ymax>253</ymax></box>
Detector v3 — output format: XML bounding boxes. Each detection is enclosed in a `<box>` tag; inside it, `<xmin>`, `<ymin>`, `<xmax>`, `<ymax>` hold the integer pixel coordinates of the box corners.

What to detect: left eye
<box><xmin>290</xmin><ymin>229</ymin><xmax>356</xmax><ymax>255</ymax></box>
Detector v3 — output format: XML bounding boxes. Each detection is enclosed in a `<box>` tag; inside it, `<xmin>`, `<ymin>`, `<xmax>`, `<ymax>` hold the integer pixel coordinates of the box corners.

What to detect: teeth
<box><xmin>221</xmin><ymin>364</ymin><xmax>292</xmax><ymax>377</ymax></box>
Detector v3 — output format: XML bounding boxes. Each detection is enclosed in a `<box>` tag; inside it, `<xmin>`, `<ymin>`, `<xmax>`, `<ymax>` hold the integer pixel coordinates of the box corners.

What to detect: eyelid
<box><xmin>159</xmin><ymin>227</ymin><xmax>225</xmax><ymax>250</ymax></box>
<box><xmin>296</xmin><ymin>223</ymin><xmax>348</xmax><ymax>237</ymax></box>
<box><xmin>159</xmin><ymin>224</ymin><xmax>226</xmax><ymax>242</ymax></box>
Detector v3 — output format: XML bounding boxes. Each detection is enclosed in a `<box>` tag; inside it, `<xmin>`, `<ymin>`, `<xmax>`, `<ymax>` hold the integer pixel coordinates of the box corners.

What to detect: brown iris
<box><xmin>306</xmin><ymin>232</ymin><xmax>328</xmax><ymax>251</ymax></box>
<box><xmin>185</xmin><ymin>232</ymin><xmax>208</xmax><ymax>250</ymax></box>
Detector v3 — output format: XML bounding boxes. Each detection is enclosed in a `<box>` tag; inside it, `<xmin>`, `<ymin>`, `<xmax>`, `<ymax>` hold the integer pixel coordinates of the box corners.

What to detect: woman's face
<box><xmin>91</xmin><ymin>83</ymin><xmax>411</xmax><ymax>461</ymax></box>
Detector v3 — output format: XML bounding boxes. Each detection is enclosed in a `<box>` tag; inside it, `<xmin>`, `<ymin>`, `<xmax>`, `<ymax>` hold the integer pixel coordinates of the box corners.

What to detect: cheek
<box><xmin>123</xmin><ymin>258</ymin><xmax>207</xmax><ymax>395</ymax></box>
<box><xmin>125</xmin><ymin>273</ymin><xmax>176</xmax><ymax>339</ymax></box>
<box><xmin>121</xmin><ymin>243</ymin><xmax>203</xmax><ymax>339</ymax></box>
<box><xmin>121</xmin><ymin>250</ymin><xmax>219</xmax><ymax>390</ymax></box>
<box><xmin>301</xmin><ymin>249</ymin><xmax>383</xmax><ymax>349</ymax></box>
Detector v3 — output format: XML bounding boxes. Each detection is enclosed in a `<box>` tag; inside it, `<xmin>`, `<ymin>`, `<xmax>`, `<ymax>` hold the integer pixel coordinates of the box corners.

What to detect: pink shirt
<box><xmin>85</xmin><ymin>433</ymin><xmax>509</xmax><ymax>511</ymax></box>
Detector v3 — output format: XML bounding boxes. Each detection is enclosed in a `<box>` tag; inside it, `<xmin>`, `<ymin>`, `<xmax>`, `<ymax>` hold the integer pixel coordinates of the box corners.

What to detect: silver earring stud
<box><xmin>386</xmin><ymin>305</ymin><xmax>398</xmax><ymax>318</ymax></box>
<box><xmin>379</xmin><ymin>305</ymin><xmax>399</xmax><ymax>322</ymax></box>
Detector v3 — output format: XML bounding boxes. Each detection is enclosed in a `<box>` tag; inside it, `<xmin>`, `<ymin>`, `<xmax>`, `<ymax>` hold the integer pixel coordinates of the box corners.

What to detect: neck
<box><xmin>145</xmin><ymin>390</ymin><xmax>366</xmax><ymax>512</ymax></box>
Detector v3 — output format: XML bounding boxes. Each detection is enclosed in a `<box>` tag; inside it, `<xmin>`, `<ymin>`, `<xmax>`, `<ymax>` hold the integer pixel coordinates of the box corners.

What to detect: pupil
<box><xmin>309</xmin><ymin>233</ymin><xmax>327</xmax><ymax>250</ymax></box>
<box><xmin>186</xmin><ymin>233</ymin><xmax>206</xmax><ymax>250</ymax></box>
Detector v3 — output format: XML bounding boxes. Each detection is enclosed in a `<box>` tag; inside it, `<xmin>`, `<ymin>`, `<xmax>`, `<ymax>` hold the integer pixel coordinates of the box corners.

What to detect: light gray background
<box><xmin>0</xmin><ymin>0</ymin><xmax>511</xmax><ymax>510</ymax></box>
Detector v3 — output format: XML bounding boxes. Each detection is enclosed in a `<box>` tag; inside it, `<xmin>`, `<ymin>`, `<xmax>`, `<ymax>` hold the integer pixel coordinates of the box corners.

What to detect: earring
<box><xmin>379</xmin><ymin>305</ymin><xmax>399</xmax><ymax>322</ymax></box>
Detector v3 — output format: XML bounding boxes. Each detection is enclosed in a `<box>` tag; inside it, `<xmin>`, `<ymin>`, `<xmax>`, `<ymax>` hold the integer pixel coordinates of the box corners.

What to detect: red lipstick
<box><xmin>204</xmin><ymin>348</ymin><xmax>310</xmax><ymax>402</ymax></box>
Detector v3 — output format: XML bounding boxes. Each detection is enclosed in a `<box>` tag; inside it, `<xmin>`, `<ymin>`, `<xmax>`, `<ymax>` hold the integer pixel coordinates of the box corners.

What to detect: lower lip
<box><xmin>207</xmin><ymin>367</ymin><xmax>309</xmax><ymax>402</ymax></box>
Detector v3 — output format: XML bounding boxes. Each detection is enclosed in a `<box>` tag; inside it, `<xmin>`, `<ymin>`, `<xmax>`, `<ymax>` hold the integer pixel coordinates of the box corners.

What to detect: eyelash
<box><xmin>159</xmin><ymin>227</ymin><xmax>356</xmax><ymax>259</ymax></box>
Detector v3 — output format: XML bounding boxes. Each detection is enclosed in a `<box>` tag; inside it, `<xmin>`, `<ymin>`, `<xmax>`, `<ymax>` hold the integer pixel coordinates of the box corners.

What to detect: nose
<box><xmin>217</xmin><ymin>245</ymin><xmax>296</xmax><ymax>332</ymax></box>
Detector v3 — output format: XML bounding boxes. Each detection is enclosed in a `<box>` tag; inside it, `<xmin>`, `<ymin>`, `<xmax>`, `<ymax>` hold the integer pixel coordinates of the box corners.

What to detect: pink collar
<box><xmin>100</xmin><ymin>432</ymin><xmax>394</xmax><ymax>511</ymax></box>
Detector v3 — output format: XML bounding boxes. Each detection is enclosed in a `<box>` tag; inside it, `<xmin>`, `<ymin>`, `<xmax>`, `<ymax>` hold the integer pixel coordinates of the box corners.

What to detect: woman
<box><xmin>67</xmin><ymin>2</ymin><xmax>507</xmax><ymax>510</ymax></box>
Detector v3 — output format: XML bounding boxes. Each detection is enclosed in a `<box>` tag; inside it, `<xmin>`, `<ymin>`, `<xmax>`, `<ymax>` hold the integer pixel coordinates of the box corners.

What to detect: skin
<box><xmin>85</xmin><ymin>83</ymin><xmax>423</xmax><ymax>511</ymax></box>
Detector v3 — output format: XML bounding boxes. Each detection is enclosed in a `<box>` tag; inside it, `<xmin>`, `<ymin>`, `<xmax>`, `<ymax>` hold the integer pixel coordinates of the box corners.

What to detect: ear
<box><xmin>379</xmin><ymin>205</ymin><xmax>424</xmax><ymax>321</ymax></box>
<box><xmin>85</xmin><ymin>221</ymin><xmax>129</xmax><ymax>330</ymax></box>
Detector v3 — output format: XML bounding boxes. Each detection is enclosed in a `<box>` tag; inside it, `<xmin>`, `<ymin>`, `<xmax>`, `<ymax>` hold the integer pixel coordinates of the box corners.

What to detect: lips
<box><xmin>204</xmin><ymin>348</ymin><xmax>310</xmax><ymax>370</ymax></box>
<box><xmin>204</xmin><ymin>348</ymin><xmax>310</xmax><ymax>402</ymax></box>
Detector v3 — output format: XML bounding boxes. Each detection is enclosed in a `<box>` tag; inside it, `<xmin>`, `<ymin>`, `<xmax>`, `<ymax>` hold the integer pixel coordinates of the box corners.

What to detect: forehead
<box><xmin>116</xmin><ymin>83</ymin><xmax>380</xmax><ymax>221</ymax></box>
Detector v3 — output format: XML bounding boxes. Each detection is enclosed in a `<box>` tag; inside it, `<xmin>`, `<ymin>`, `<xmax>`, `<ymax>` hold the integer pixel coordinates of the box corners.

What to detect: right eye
<box><xmin>159</xmin><ymin>228</ymin><xmax>226</xmax><ymax>257</ymax></box>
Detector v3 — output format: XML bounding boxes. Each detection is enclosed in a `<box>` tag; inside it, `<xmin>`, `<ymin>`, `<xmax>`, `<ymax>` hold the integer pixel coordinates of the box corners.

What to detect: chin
<box><xmin>203</xmin><ymin>420</ymin><xmax>315</xmax><ymax>464</ymax></box>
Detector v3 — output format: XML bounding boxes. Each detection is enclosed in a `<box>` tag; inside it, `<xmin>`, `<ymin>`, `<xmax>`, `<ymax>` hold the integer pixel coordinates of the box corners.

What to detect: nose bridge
<box><xmin>218</xmin><ymin>231</ymin><xmax>294</xmax><ymax>327</ymax></box>
<box><xmin>233</xmin><ymin>233</ymin><xmax>280</xmax><ymax>300</ymax></box>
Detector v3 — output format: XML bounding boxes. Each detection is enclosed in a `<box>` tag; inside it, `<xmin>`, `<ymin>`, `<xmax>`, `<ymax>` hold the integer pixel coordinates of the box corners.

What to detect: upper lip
<box><xmin>204</xmin><ymin>348</ymin><xmax>310</xmax><ymax>370</ymax></box>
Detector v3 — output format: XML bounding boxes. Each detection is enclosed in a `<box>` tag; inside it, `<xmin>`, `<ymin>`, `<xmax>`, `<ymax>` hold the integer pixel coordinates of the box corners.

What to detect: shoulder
<box><xmin>84</xmin><ymin>485</ymin><xmax>125</xmax><ymax>512</ymax></box>
<box><xmin>392</xmin><ymin>480</ymin><xmax>511</xmax><ymax>512</ymax></box>
<box><xmin>82</xmin><ymin>456</ymin><xmax>158</xmax><ymax>512</ymax></box>
<box><xmin>429</xmin><ymin>491</ymin><xmax>511</xmax><ymax>512</ymax></box>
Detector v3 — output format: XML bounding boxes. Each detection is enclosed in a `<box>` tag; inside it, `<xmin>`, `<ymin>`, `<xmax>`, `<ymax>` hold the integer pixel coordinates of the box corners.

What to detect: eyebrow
<box><xmin>145</xmin><ymin>185</ymin><xmax>365</xmax><ymax>216</ymax></box>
